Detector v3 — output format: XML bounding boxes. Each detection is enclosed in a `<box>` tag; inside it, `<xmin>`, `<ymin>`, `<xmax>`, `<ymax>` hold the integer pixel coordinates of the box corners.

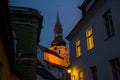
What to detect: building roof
<box><xmin>9</xmin><ymin>6</ymin><xmax>43</xmax><ymax>44</ymax></box>
<box><xmin>66</xmin><ymin>0</ymin><xmax>105</xmax><ymax>40</ymax></box>
<box><xmin>38</xmin><ymin>44</ymin><xmax>64</xmax><ymax>59</ymax></box>
<box><xmin>36</xmin><ymin>59</ymin><xmax>45</xmax><ymax>67</ymax></box>
<box><xmin>37</xmin><ymin>67</ymin><xmax>59</xmax><ymax>80</ymax></box>
<box><xmin>79</xmin><ymin>0</ymin><xmax>91</xmax><ymax>9</ymax></box>
<box><xmin>9</xmin><ymin>6</ymin><xmax>42</xmax><ymax>18</ymax></box>
<box><xmin>44</xmin><ymin>60</ymin><xmax>69</xmax><ymax>70</ymax></box>
<box><xmin>51</xmin><ymin>12</ymin><xmax>66</xmax><ymax>46</ymax></box>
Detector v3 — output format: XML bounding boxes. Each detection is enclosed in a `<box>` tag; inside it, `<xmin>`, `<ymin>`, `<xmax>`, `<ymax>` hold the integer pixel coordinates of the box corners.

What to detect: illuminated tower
<box><xmin>44</xmin><ymin>12</ymin><xmax>70</xmax><ymax>68</ymax></box>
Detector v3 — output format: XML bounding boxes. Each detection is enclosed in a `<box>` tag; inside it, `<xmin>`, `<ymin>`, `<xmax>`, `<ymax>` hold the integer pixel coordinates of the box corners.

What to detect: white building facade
<box><xmin>66</xmin><ymin>0</ymin><xmax>120</xmax><ymax>80</ymax></box>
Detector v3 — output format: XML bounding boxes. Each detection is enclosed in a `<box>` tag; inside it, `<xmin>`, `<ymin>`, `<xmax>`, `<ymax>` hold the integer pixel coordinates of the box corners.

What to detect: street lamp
<box><xmin>67</xmin><ymin>69</ymin><xmax>71</xmax><ymax>80</ymax></box>
<box><xmin>67</xmin><ymin>69</ymin><xmax>71</xmax><ymax>74</ymax></box>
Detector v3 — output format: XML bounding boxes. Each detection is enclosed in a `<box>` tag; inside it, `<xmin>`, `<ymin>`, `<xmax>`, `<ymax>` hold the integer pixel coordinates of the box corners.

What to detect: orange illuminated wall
<box><xmin>44</xmin><ymin>46</ymin><xmax>70</xmax><ymax>67</ymax></box>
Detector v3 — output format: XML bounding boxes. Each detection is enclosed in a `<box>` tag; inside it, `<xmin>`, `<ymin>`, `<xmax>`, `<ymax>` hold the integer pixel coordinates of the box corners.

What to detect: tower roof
<box><xmin>56</xmin><ymin>11</ymin><xmax>60</xmax><ymax>25</ymax></box>
<box><xmin>51</xmin><ymin>12</ymin><xmax>66</xmax><ymax>46</ymax></box>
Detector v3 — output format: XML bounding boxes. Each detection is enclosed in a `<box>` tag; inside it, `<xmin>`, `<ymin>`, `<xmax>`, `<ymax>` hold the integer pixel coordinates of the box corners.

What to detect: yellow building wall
<box><xmin>0</xmin><ymin>40</ymin><xmax>20</xmax><ymax>80</ymax></box>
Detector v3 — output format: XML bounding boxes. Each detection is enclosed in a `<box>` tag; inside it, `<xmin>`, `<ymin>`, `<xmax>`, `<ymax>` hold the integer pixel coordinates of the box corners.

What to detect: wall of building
<box><xmin>11</xmin><ymin>23</ymin><xmax>37</xmax><ymax>80</ymax></box>
<box><xmin>37</xmin><ymin>45</ymin><xmax>69</xmax><ymax>80</ymax></box>
<box><xmin>16</xmin><ymin>63</ymin><xmax>36</xmax><ymax>80</ymax></box>
<box><xmin>0</xmin><ymin>40</ymin><xmax>20</xmax><ymax>80</ymax></box>
<box><xmin>36</xmin><ymin>74</ymin><xmax>46</xmax><ymax>80</ymax></box>
<box><xmin>9</xmin><ymin>6</ymin><xmax>43</xmax><ymax>79</ymax></box>
<box><xmin>68</xmin><ymin>0</ymin><xmax>120</xmax><ymax>80</ymax></box>
<box><xmin>12</xmin><ymin>23</ymin><xmax>37</xmax><ymax>58</ymax></box>
<box><xmin>44</xmin><ymin>45</ymin><xmax>70</xmax><ymax>67</ymax></box>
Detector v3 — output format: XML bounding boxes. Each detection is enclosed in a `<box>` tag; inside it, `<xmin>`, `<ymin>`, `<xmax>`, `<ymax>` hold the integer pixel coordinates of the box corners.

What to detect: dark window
<box><xmin>59</xmin><ymin>50</ymin><xmax>60</xmax><ymax>54</ymax></box>
<box><xmin>54</xmin><ymin>47</ymin><xmax>57</xmax><ymax>50</ymax></box>
<box><xmin>103</xmin><ymin>9</ymin><xmax>114</xmax><ymax>40</ymax></box>
<box><xmin>109</xmin><ymin>58</ymin><xmax>120</xmax><ymax>80</ymax></box>
<box><xmin>65</xmin><ymin>48</ymin><xmax>67</xmax><ymax>51</ymax></box>
<box><xmin>90</xmin><ymin>66</ymin><xmax>98</xmax><ymax>80</ymax></box>
<box><xmin>62</xmin><ymin>72</ymin><xmax>65</xmax><ymax>80</ymax></box>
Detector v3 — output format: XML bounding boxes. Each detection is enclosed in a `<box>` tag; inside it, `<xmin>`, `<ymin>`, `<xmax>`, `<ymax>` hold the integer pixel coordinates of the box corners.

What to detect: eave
<box><xmin>66</xmin><ymin>0</ymin><xmax>106</xmax><ymax>41</ymax></box>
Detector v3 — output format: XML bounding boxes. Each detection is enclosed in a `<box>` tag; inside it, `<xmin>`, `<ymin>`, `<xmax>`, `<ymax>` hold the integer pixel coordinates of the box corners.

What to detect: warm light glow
<box><xmin>86</xmin><ymin>26</ymin><xmax>94</xmax><ymax>50</ymax></box>
<box><xmin>79</xmin><ymin>72</ymin><xmax>84</xmax><ymax>80</ymax></box>
<box><xmin>67</xmin><ymin>69</ymin><xmax>71</xmax><ymax>73</ymax></box>
<box><xmin>70</xmin><ymin>67</ymin><xmax>84</xmax><ymax>80</ymax></box>
<box><xmin>44</xmin><ymin>46</ymin><xmax>70</xmax><ymax>67</ymax></box>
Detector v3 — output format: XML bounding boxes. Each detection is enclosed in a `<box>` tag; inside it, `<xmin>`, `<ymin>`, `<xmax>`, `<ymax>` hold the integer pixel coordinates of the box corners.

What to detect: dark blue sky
<box><xmin>9</xmin><ymin>0</ymin><xmax>83</xmax><ymax>47</ymax></box>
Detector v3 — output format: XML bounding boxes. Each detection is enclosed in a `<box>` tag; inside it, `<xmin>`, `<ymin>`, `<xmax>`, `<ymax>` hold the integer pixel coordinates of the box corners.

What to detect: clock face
<box><xmin>56</xmin><ymin>34</ymin><xmax>58</xmax><ymax>37</ymax></box>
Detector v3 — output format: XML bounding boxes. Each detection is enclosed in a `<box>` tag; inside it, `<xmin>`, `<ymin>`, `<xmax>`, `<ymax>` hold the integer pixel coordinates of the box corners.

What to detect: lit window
<box><xmin>109</xmin><ymin>58</ymin><xmax>120</xmax><ymax>80</ymax></box>
<box><xmin>103</xmin><ymin>9</ymin><xmax>114</xmax><ymax>39</ymax></box>
<box><xmin>86</xmin><ymin>26</ymin><xmax>94</xmax><ymax>50</ymax></box>
<box><xmin>75</xmin><ymin>40</ymin><xmax>81</xmax><ymax>57</ymax></box>
<box><xmin>71</xmin><ymin>75</ymin><xmax>75</xmax><ymax>80</ymax></box>
<box><xmin>79</xmin><ymin>72</ymin><xmax>84</xmax><ymax>80</ymax></box>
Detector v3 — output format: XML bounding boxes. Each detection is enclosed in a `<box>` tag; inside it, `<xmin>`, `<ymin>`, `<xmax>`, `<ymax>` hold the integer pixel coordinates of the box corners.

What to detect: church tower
<box><xmin>51</xmin><ymin>12</ymin><xmax>66</xmax><ymax>46</ymax></box>
<box><xmin>44</xmin><ymin>12</ymin><xmax>70</xmax><ymax>68</ymax></box>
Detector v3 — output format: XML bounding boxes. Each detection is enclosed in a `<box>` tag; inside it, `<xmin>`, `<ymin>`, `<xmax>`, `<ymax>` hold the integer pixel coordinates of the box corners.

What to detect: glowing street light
<box><xmin>67</xmin><ymin>69</ymin><xmax>71</xmax><ymax>74</ymax></box>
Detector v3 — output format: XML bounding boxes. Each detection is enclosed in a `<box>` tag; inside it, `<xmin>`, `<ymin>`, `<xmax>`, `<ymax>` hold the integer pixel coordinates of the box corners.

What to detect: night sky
<box><xmin>9</xmin><ymin>0</ymin><xmax>83</xmax><ymax>47</ymax></box>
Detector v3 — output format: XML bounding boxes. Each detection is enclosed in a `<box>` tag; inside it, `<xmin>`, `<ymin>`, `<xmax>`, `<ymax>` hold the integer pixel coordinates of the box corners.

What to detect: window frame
<box><xmin>86</xmin><ymin>26</ymin><xmax>94</xmax><ymax>50</ymax></box>
<box><xmin>102</xmin><ymin>8</ymin><xmax>115</xmax><ymax>40</ymax></box>
<box><xmin>90</xmin><ymin>66</ymin><xmax>98</xmax><ymax>80</ymax></box>
<box><xmin>79</xmin><ymin>71</ymin><xmax>84</xmax><ymax>80</ymax></box>
<box><xmin>75</xmin><ymin>39</ymin><xmax>81</xmax><ymax>57</ymax></box>
<box><xmin>109</xmin><ymin>58</ymin><xmax>120</xmax><ymax>80</ymax></box>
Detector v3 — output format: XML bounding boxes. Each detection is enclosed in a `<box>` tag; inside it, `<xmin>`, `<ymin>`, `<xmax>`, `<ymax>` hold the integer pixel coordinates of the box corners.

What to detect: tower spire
<box><xmin>51</xmin><ymin>12</ymin><xmax>66</xmax><ymax>46</ymax></box>
<box><xmin>56</xmin><ymin>11</ymin><xmax>60</xmax><ymax>25</ymax></box>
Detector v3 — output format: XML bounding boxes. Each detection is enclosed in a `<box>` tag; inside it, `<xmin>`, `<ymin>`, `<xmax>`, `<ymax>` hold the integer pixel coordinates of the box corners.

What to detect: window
<box><xmin>90</xmin><ymin>66</ymin><xmax>98</xmax><ymax>80</ymax></box>
<box><xmin>65</xmin><ymin>47</ymin><xmax>68</xmax><ymax>51</ymax></box>
<box><xmin>103</xmin><ymin>9</ymin><xmax>114</xmax><ymax>39</ymax></box>
<box><xmin>79</xmin><ymin>72</ymin><xmax>84</xmax><ymax>80</ymax></box>
<box><xmin>75</xmin><ymin>40</ymin><xmax>81</xmax><ymax>57</ymax></box>
<box><xmin>0</xmin><ymin>63</ymin><xmax>3</xmax><ymax>79</ymax></box>
<box><xmin>109</xmin><ymin>58</ymin><xmax>120</xmax><ymax>80</ymax></box>
<box><xmin>61</xmin><ymin>72</ymin><xmax>65</xmax><ymax>80</ymax></box>
<box><xmin>86</xmin><ymin>26</ymin><xmax>94</xmax><ymax>50</ymax></box>
<box><xmin>54</xmin><ymin>47</ymin><xmax>57</xmax><ymax>50</ymax></box>
<box><xmin>71</xmin><ymin>75</ymin><xmax>75</xmax><ymax>80</ymax></box>
<box><xmin>59</xmin><ymin>50</ymin><xmax>60</xmax><ymax>54</ymax></box>
<box><xmin>12</xmin><ymin>31</ymin><xmax>17</xmax><ymax>54</ymax></box>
